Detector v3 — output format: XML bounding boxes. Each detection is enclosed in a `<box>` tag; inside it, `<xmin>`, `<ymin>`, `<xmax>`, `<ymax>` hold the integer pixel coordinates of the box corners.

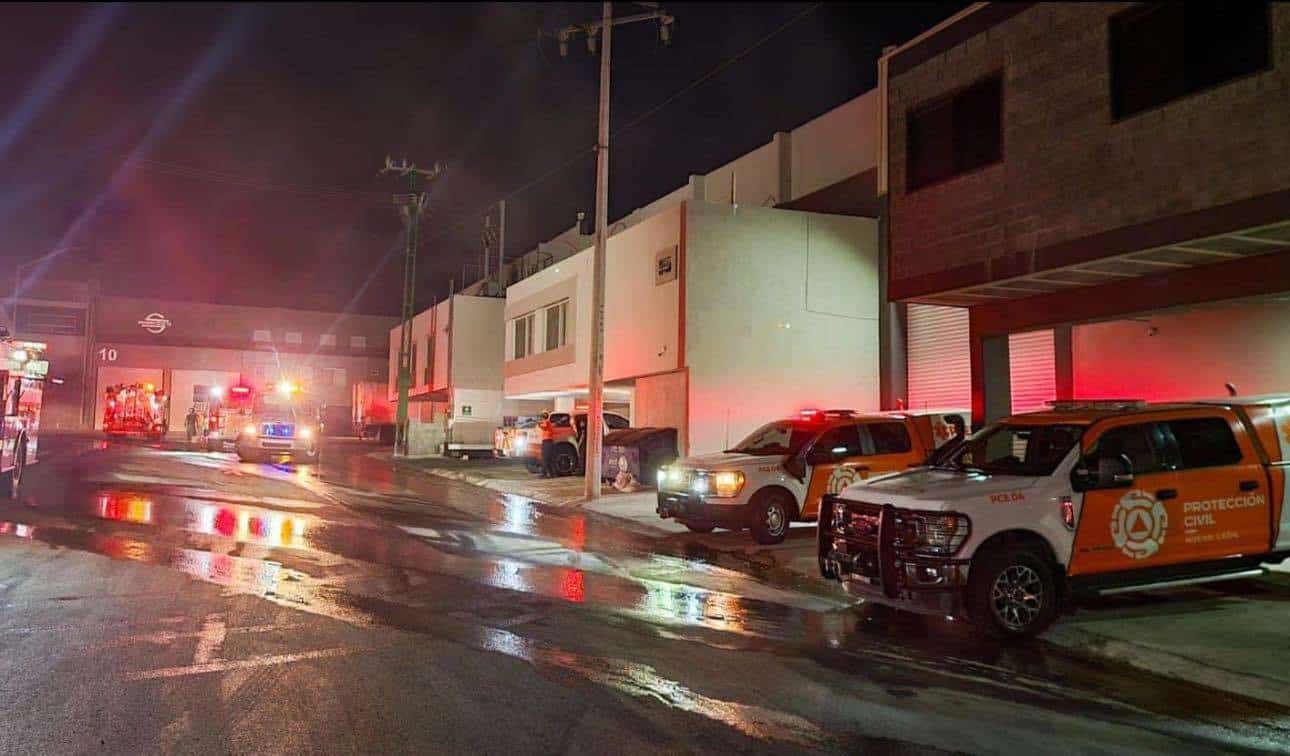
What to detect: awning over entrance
<box><xmin>917</xmin><ymin>220</ymin><xmax>1290</xmax><ymax>307</ymax></box>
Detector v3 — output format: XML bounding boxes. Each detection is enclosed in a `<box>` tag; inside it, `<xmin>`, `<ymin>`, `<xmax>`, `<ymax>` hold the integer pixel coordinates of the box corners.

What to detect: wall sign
<box><xmin>460</xmin><ymin>405</ymin><xmax>472</xmax><ymax>417</ymax></box>
<box><xmin>655</xmin><ymin>246</ymin><xmax>678</xmax><ymax>285</ymax></box>
<box><xmin>138</xmin><ymin>312</ymin><xmax>172</xmax><ymax>335</ymax></box>
<box><xmin>97</xmin><ymin>347</ymin><xmax>119</xmax><ymax>362</ymax></box>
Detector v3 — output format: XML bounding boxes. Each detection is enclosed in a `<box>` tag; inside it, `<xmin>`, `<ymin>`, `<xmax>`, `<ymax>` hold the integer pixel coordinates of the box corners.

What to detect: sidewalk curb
<box><xmin>1043</xmin><ymin>625</ymin><xmax>1290</xmax><ymax>708</ymax></box>
<box><xmin>427</xmin><ymin>466</ymin><xmax>586</xmax><ymax>507</ymax></box>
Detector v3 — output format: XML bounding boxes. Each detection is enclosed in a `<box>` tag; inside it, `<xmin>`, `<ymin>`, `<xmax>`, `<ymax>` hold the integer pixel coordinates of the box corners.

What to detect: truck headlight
<box><xmin>711</xmin><ymin>470</ymin><xmax>745</xmax><ymax>498</ymax></box>
<box><xmin>244</xmin><ymin>424</ymin><xmax>258</xmax><ymax>437</ymax></box>
<box><xmin>657</xmin><ymin>467</ymin><xmax>669</xmax><ymax>487</ymax></box>
<box><xmin>892</xmin><ymin>510</ymin><xmax>970</xmax><ymax>556</ymax></box>
<box><xmin>298</xmin><ymin>426</ymin><xmax>313</xmax><ymax>440</ymax></box>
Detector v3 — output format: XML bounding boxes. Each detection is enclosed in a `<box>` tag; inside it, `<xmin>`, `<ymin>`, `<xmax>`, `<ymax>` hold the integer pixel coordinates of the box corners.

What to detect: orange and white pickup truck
<box><xmin>819</xmin><ymin>396</ymin><xmax>1290</xmax><ymax>637</ymax></box>
<box><xmin>657</xmin><ymin>409</ymin><xmax>967</xmax><ymax>544</ymax></box>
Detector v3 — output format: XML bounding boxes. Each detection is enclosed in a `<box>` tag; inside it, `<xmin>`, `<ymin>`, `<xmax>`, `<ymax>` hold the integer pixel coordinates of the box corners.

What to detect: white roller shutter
<box><xmin>1009</xmin><ymin>329</ymin><xmax>1056</xmax><ymax>414</ymax></box>
<box><xmin>906</xmin><ymin>304</ymin><xmax>971</xmax><ymax>411</ymax></box>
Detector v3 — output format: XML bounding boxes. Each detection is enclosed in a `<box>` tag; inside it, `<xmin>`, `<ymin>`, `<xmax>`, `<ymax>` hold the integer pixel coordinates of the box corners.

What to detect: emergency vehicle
<box><xmin>657</xmin><ymin>409</ymin><xmax>967</xmax><ymax>544</ymax></box>
<box><xmin>102</xmin><ymin>382</ymin><xmax>169</xmax><ymax>439</ymax></box>
<box><xmin>820</xmin><ymin>397</ymin><xmax>1290</xmax><ymax>638</ymax></box>
<box><xmin>233</xmin><ymin>380</ymin><xmax>321</xmax><ymax>464</ymax></box>
<box><xmin>504</xmin><ymin>411</ymin><xmax>631</xmax><ymax>475</ymax></box>
<box><xmin>201</xmin><ymin>383</ymin><xmax>255</xmax><ymax>450</ymax></box>
<box><xmin>1</xmin><ymin>338</ymin><xmax>47</xmax><ymax>499</ymax></box>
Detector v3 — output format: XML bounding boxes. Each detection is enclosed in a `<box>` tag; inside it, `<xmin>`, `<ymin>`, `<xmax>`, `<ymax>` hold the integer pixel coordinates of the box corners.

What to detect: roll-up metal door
<box><xmin>906</xmin><ymin>304</ymin><xmax>971</xmax><ymax>411</ymax></box>
<box><xmin>1008</xmin><ymin>329</ymin><xmax>1056</xmax><ymax>414</ymax></box>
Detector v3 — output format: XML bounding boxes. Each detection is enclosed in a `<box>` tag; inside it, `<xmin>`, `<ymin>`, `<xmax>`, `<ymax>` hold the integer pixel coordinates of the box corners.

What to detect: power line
<box><xmin>417</xmin><ymin>2</ymin><xmax>825</xmax><ymax>249</ymax></box>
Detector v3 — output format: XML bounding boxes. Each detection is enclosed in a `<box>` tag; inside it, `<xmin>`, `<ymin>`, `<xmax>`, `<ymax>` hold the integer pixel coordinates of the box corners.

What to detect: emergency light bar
<box><xmin>1046</xmin><ymin>399</ymin><xmax>1146</xmax><ymax>411</ymax></box>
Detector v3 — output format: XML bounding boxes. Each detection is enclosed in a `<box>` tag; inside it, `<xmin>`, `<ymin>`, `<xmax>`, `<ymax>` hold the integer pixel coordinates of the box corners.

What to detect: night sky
<box><xmin>0</xmin><ymin>2</ymin><xmax>962</xmax><ymax>316</ymax></box>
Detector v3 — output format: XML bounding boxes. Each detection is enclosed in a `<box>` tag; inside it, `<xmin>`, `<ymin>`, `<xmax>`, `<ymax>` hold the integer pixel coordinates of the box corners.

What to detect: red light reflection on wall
<box><xmin>557</xmin><ymin>568</ymin><xmax>585</xmax><ymax>603</ymax></box>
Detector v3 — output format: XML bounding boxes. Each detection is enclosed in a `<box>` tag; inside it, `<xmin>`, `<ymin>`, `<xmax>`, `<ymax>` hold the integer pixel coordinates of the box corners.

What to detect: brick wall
<box><xmin>887</xmin><ymin>3</ymin><xmax>1290</xmax><ymax>292</ymax></box>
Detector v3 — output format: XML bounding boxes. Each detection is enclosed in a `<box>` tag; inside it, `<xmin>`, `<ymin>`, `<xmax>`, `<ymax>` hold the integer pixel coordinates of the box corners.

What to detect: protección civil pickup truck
<box><xmin>819</xmin><ymin>396</ymin><xmax>1290</xmax><ymax>638</ymax></box>
<box><xmin>658</xmin><ymin>408</ymin><xmax>967</xmax><ymax>544</ymax></box>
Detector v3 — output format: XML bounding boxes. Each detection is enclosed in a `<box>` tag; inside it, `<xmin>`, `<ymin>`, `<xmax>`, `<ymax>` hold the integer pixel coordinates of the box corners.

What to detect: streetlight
<box><xmin>545</xmin><ymin>2</ymin><xmax>673</xmax><ymax>500</ymax></box>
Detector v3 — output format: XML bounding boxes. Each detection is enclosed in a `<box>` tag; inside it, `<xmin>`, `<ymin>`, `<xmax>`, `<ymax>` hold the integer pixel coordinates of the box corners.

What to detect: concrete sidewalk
<box><xmin>387</xmin><ymin>453</ymin><xmax>648</xmax><ymax>508</ymax></box>
<box><xmin>1044</xmin><ymin>567</ymin><xmax>1290</xmax><ymax>707</ymax></box>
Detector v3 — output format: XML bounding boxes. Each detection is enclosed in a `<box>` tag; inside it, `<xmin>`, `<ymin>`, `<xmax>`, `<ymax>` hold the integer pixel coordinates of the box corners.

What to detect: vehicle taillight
<box><xmin>1061</xmin><ymin>496</ymin><xmax>1076</xmax><ymax>530</ymax></box>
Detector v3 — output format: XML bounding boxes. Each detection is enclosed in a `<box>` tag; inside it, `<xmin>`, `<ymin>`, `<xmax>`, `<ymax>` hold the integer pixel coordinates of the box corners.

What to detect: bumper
<box><xmin>238</xmin><ymin>437</ymin><xmax>316</xmax><ymax>457</ymax></box>
<box><xmin>819</xmin><ymin>496</ymin><xmax>970</xmax><ymax>617</ymax></box>
<box><xmin>656</xmin><ymin>491</ymin><xmax>745</xmax><ymax>527</ymax></box>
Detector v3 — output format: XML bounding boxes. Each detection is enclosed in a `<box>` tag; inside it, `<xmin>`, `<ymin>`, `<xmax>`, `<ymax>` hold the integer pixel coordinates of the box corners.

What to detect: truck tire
<box><xmin>5</xmin><ymin>441</ymin><xmax>25</xmax><ymax>499</ymax></box>
<box><xmin>968</xmin><ymin>544</ymin><xmax>1059</xmax><ymax>639</ymax></box>
<box><xmin>749</xmin><ymin>488</ymin><xmax>794</xmax><ymax>545</ymax></box>
<box><xmin>551</xmin><ymin>444</ymin><xmax>578</xmax><ymax>477</ymax></box>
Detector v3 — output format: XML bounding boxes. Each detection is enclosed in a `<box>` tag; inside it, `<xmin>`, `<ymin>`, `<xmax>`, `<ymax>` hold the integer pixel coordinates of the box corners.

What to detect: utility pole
<box><xmin>546</xmin><ymin>2</ymin><xmax>674</xmax><ymax>500</ymax></box>
<box><xmin>381</xmin><ymin>156</ymin><xmax>441</xmax><ymax>457</ymax></box>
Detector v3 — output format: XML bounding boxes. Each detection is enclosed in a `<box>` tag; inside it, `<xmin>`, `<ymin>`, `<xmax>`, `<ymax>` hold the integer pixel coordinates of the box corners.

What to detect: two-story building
<box><xmin>503</xmin><ymin>92</ymin><xmax>885</xmax><ymax>456</ymax></box>
<box><xmin>881</xmin><ymin>2</ymin><xmax>1290</xmax><ymax>424</ymax></box>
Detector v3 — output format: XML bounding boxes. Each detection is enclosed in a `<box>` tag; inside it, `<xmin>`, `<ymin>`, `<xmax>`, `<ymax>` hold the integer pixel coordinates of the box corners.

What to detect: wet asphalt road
<box><xmin>1</xmin><ymin>434</ymin><xmax>1288</xmax><ymax>754</ymax></box>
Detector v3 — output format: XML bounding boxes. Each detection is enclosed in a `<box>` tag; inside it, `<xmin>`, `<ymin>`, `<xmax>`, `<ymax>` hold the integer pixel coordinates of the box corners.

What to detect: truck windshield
<box><xmin>944</xmin><ymin>423</ymin><xmax>1084</xmax><ymax>476</ymax></box>
<box><xmin>728</xmin><ymin>421</ymin><xmax>815</xmax><ymax>456</ymax></box>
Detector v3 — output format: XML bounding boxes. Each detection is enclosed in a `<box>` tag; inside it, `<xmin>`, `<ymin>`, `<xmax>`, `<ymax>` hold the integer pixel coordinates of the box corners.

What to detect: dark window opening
<box><xmin>1090</xmin><ymin>423</ymin><xmax>1168</xmax><ymax>476</ymax></box>
<box><xmin>1167</xmin><ymin>417</ymin><xmax>1243</xmax><ymax>469</ymax></box>
<box><xmin>1110</xmin><ymin>2</ymin><xmax>1270</xmax><ymax>120</ymax></box>
<box><xmin>906</xmin><ymin>76</ymin><xmax>1002</xmax><ymax>190</ymax></box>
<box><xmin>867</xmin><ymin>423</ymin><xmax>913</xmax><ymax>455</ymax></box>
<box><xmin>812</xmin><ymin>425</ymin><xmax>864</xmax><ymax>459</ymax></box>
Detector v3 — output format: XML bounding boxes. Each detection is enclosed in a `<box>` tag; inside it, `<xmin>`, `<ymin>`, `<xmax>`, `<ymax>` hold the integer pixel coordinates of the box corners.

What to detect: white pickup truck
<box><xmin>819</xmin><ymin>397</ymin><xmax>1290</xmax><ymax>638</ymax></box>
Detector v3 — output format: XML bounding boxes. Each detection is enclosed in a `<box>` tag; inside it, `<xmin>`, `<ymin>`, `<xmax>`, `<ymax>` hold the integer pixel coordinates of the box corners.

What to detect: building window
<box><xmin>544</xmin><ymin>300</ymin><xmax>568</xmax><ymax>351</ymax></box>
<box><xmin>285</xmin><ymin>331</ymin><xmax>302</xmax><ymax>345</ymax></box>
<box><xmin>320</xmin><ymin>333</ymin><xmax>336</xmax><ymax>347</ymax></box>
<box><xmin>906</xmin><ymin>76</ymin><xmax>1002</xmax><ymax>191</ymax></box>
<box><xmin>512</xmin><ymin>312</ymin><xmax>535</xmax><ymax>359</ymax></box>
<box><xmin>252</xmin><ymin>329</ymin><xmax>272</xmax><ymax>343</ymax></box>
<box><xmin>328</xmin><ymin>367</ymin><xmax>346</xmax><ymax>388</ymax></box>
<box><xmin>1111</xmin><ymin>3</ymin><xmax>1270</xmax><ymax>120</ymax></box>
<box><xmin>408</xmin><ymin>342</ymin><xmax>418</xmax><ymax>384</ymax></box>
<box><xmin>350</xmin><ymin>335</ymin><xmax>367</xmax><ymax>350</ymax></box>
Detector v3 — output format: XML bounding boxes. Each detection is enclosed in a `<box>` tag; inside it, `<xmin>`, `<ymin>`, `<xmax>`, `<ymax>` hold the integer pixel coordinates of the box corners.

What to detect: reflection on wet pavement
<box><xmin>475</xmin><ymin>625</ymin><xmax>829</xmax><ymax>749</ymax></box>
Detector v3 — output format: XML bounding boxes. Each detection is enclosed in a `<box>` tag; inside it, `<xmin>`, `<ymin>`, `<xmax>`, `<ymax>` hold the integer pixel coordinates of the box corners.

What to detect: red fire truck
<box><xmin>102</xmin><ymin>382</ymin><xmax>169</xmax><ymax>439</ymax></box>
<box><xmin>2</xmin><ymin>338</ymin><xmax>48</xmax><ymax>498</ymax></box>
<box><xmin>202</xmin><ymin>382</ymin><xmax>255</xmax><ymax>450</ymax></box>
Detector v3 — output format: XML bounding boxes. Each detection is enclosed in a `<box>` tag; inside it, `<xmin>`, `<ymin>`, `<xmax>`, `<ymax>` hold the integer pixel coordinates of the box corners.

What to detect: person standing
<box><xmin>184</xmin><ymin>406</ymin><xmax>199</xmax><ymax>445</ymax></box>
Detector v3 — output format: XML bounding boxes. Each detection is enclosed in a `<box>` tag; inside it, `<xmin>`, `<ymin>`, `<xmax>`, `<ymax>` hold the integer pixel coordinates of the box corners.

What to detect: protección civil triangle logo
<box><xmin>1110</xmin><ymin>489</ymin><xmax>1168</xmax><ymax>560</ymax></box>
<box><xmin>137</xmin><ymin>312</ymin><xmax>172</xmax><ymax>335</ymax></box>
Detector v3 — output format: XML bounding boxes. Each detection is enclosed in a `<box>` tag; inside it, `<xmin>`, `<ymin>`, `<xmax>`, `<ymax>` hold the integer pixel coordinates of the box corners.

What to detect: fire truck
<box><xmin>1</xmin><ymin>337</ymin><xmax>48</xmax><ymax>499</ymax></box>
<box><xmin>201</xmin><ymin>382</ymin><xmax>255</xmax><ymax>450</ymax></box>
<box><xmin>102</xmin><ymin>382</ymin><xmax>169</xmax><ymax>439</ymax></box>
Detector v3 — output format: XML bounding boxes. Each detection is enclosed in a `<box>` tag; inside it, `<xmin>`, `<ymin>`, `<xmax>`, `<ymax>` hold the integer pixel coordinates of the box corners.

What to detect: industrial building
<box><xmin>8</xmin><ymin>279</ymin><xmax>395</xmax><ymax>433</ymax></box>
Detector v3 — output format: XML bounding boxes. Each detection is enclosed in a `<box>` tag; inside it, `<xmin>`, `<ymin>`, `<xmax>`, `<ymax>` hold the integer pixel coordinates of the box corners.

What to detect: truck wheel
<box><xmin>749</xmin><ymin>489</ymin><xmax>793</xmax><ymax>545</ymax></box>
<box><xmin>551</xmin><ymin>444</ymin><xmax>578</xmax><ymax>477</ymax></box>
<box><xmin>5</xmin><ymin>443</ymin><xmax>25</xmax><ymax>499</ymax></box>
<box><xmin>968</xmin><ymin>545</ymin><xmax>1058</xmax><ymax>639</ymax></box>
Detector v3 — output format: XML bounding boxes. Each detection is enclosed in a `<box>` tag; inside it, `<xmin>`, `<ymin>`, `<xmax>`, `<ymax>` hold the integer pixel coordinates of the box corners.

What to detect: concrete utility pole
<box><xmin>381</xmin><ymin>156</ymin><xmax>441</xmax><ymax>457</ymax></box>
<box><xmin>547</xmin><ymin>1</ymin><xmax>674</xmax><ymax>501</ymax></box>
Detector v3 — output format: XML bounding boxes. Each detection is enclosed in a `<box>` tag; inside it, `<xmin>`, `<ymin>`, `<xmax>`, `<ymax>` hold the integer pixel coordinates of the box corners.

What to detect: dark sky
<box><xmin>0</xmin><ymin>2</ymin><xmax>961</xmax><ymax>316</ymax></box>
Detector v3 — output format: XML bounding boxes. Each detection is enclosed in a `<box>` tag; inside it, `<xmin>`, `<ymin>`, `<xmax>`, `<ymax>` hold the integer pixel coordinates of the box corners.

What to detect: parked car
<box><xmin>819</xmin><ymin>396</ymin><xmax>1290</xmax><ymax>638</ymax></box>
<box><xmin>656</xmin><ymin>409</ymin><xmax>967</xmax><ymax>544</ymax></box>
<box><xmin>497</xmin><ymin>411</ymin><xmax>631</xmax><ymax>475</ymax></box>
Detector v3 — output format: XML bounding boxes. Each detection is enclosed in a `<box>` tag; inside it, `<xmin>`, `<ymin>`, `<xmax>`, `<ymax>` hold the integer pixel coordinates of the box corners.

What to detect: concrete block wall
<box><xmin>887</xmin><ymin>3</ymin><xmax>1290</xmax><ymax>288</ymax></box>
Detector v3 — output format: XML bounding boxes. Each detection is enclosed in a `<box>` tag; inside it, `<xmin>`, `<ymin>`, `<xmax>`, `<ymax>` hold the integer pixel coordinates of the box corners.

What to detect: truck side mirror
<box><xmin>783</xmin><ymin>455</ymin><xmax>806</xmax><ymax>483</ymax></box>
<box><xmin>1098</xmin><ymin>454</ymin><xmax>1134</xmax><ymax>488</ymax></box>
